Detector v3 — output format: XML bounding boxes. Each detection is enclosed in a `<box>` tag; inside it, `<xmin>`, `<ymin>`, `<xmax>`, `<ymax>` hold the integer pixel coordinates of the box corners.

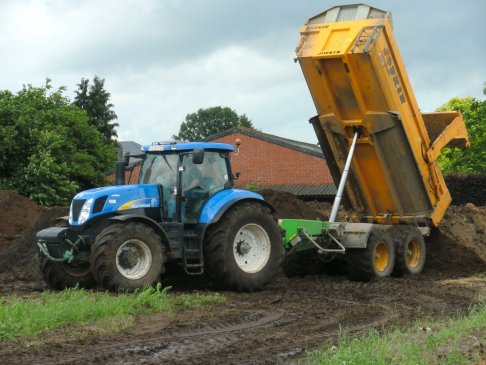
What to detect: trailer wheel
<box><xmin>204</xmin><ymin>202</ymin><xmax>281</xmax><ymax>291</ymax></box>
<box><xmin>38</xmin><ymin>251</ymin><xmax>95</xmax><ymax>290</ymax></box>
<box><xmin>346</xmin><ymin>228</ymin><xmax>394</xmax><ymax>281</ymax></box>
<box><xmin>391</xmin><ymin>226</ymin><xmax>426</xmax><ymax>276</ymax></box>
<box><xmin>91</xmin><ymin>222</ymin><xmax>166</xmax><ymax>292</ymax></box>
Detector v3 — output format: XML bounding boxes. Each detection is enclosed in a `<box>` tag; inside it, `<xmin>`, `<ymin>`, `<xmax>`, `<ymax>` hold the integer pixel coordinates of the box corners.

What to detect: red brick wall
<box><xmin>106</xmin><ymin>165</ymin><xmax>140</xmax><ymax>185</ymax></box>
<box><xmin>211</xmin><ymin>133</ymin><xmax>333</xmax><ymax>186</ymax></box>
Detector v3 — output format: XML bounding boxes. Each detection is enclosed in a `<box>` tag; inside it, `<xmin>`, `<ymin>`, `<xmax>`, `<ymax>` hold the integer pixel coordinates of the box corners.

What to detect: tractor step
<box><xmin>183</xmin><ymin>248</ymin><xmax>204</xmax><ymax>275</ymax></box>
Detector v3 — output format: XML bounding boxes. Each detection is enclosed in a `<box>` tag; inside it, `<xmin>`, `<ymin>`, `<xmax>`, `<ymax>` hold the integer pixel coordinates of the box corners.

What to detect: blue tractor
<box><xmin>36</xmin><ymin>141</ymin><xmax>281</xmax><ymax>291</ymax></box>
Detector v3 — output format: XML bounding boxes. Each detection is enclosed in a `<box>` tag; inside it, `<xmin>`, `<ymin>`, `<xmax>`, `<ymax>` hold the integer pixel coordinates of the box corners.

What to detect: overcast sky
<box><xmin>1</xmin><ymin>0</ymin><xmax>485</xmax><ymax>145</ymax></box>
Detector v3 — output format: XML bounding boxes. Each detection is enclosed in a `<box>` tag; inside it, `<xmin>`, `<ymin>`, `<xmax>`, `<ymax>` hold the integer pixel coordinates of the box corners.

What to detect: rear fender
<box><xmin>199</xmin><ymin>189</ymin><xmax>275</xmax><ymax>224</ymax></box>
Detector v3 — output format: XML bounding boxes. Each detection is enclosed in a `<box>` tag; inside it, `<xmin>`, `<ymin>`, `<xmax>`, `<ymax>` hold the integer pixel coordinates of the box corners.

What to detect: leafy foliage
<box><xmin>173</xmin><ymin>106</ymin><xmax>254</xmax><ymax>141</ymax></box>
<box><xmin>437</xmin><ymin>84</ymin><xmax>486</xmax><ymax>174</ymax></box>
<box><xmin>0</xmin><ymin>80</ymin><xmax>117</xmax><ymax>205</ymax></box>
<box><xmin>74</xmin><ymin>76</ymin><xmax>119</xmax><ymax>142</ymax></box>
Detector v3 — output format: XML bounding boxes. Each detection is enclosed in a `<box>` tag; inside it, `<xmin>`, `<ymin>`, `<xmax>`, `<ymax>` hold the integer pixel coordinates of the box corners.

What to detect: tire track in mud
<box><xmin>0</xmin><ymin>273</ymin><xmax>483</xmax><ymax>365</ymax></box>
<box><xmin>40</xmin><ymin>312</ymin><xmax>285</xmax><ymax>365</ymax></box>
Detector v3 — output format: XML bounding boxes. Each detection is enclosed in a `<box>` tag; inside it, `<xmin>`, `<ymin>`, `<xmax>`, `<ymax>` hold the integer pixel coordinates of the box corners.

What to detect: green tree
<box><xmin>437</xmin><ymin>84</ymin><xmax>486</xmax><ymax>174</ymax></box>
<box><xmin>173</xmin><ymin>106</ymin><xmax>254</xmax><ymax>141</ymax></box>
<box><xmin>0</xmin><ymin>80</ymin><xmax>117</xmax><ymax>205</ymax></box>
<box><xmin>74</xmin><ymin>76</ymin><xmax>118</xmax><ymax>142</ymax></box>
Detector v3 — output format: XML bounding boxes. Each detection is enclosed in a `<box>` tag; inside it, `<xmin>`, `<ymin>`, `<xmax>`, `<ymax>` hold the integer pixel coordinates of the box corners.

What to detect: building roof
<box><xmin>205</xmin><ymin>126</ymin><xmax>323</xmax><ymax>158</ymax></box>
<box><xmin>118</xmin><ymin>141</ymin><xmax>143</xmax><ymax>166</ymax></box>
<box><xmin>261</xmin><ymin>184</ymin><xmax>336</xmax><ymax>199</ymax></box>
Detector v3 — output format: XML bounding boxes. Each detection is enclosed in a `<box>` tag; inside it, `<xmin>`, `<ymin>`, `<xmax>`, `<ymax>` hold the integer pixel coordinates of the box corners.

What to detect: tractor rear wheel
<box><xmin>391</xmin><ymin>226</ymin><xmax>426</xmax><ymax>276</ymax></box>
<box><xmin>204</xmin><ymin>203</ymin><xmax>281</xmax><ymax>291</ymax></box>
<box><xmin>38</xmin><ymin>251</ymin><xmax>95</xmax><ymax>290</ymax></box>
<box><xmin>91</xmin><ymin>222</ymin><xmax>166</xmax><ymax>292</ymax></box>
<box><xmin>346</xmin><ymin>227</ymin><xmax>395</xmax><ymax>281</ymax></box>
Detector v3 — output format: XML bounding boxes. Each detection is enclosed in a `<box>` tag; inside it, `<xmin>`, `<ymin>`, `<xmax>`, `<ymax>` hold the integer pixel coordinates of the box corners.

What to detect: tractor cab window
<box><xmin>181</xmin><ymin>151</ymin><xmax>229</xmax><ymax>223</ymax></box>
<box><xmin>139</xmin><ymin>153</ymin><xmax>179</xmax><ymax>220</ymax></box>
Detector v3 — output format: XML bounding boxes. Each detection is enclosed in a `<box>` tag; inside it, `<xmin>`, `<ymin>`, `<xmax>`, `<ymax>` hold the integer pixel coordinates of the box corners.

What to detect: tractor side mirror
<box><xmin>192</xmin><ymin>148</ymin><xmax>204</xmax><ymax>164</ymax></box>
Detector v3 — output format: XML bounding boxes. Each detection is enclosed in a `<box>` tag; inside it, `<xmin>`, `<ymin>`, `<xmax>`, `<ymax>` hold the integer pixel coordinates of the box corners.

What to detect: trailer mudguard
<box><xmin>198</xmin><ymin>189</ymin><xmax>275</xmax><ymax>224</ymax></box>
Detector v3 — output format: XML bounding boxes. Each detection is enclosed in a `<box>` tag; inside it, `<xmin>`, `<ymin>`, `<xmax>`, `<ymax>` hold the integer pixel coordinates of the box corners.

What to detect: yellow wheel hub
<box><xmin>406</xmin><ymin>239</ymin><xmax>421</xmax><ymax>268</ymax></box>
<box><xmin>374</xmin><ymin>242</ymin><xmax>389</xmax><ymax>272</ymax></box>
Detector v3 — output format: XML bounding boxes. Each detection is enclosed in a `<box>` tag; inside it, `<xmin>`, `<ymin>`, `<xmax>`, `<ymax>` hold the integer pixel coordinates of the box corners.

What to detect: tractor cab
<box><xmin>139</xmin><ymin>142</ymin><xmax>235</xmax><ymax>224</ymax></box>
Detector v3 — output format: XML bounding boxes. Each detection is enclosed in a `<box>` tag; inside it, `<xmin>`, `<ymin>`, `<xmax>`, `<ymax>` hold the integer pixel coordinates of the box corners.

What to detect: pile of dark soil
<box><xmin>0</xmin><ymin>190</ymin><xmax>44</xmax><ymax>242</ymax></box>
<box><xmin>0</xmin><ymin>204</ymin><xmax>67</xmax><ymax>281</ymax></box>
<box><xmin>426</xmin><ymin>204</ymin><xmax>486</xmax><ymax>276</ymax></box>
<box><xmin>260</xmin><ymin>190</ymin><xmax>352</xmax><ymax>222</ymax></box>
<box><xmin>260</xmin><ymin>189</ymin><xmax>326</xmax><ymax>220</ymax></box>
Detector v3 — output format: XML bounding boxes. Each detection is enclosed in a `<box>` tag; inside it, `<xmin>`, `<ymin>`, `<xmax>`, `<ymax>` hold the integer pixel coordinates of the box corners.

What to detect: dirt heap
<box><xmin>0</xmin><ymin>190</ymin><xmax>44</xmax><ymax>242</ymax></box>
<box><xmin>426</xmin><ymin>204</ymin><xmax>486</xmax><ymax>276</ymax></box>
<box><xmin>440</xmin><ymin>204</ymin><xmax>486</xmax><ymax>260</ymax></box>
<box><xmin>0</xmin><ymin>195</ymin><xmax>67</xmax><ymax>281</ymax></box>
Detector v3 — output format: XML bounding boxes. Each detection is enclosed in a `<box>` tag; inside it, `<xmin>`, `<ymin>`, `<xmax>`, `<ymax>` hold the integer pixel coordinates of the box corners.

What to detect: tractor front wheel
<box><xmin>204</xmin><ymin>203</ymin><xmax>281</xmax><ymax>291</ymax></box>
<box><xmin>90</xmin><ymin>222</ymin><xmax>166</xmax><ymax>292</ymax></box>
<box><xmin>38</xmin><ymin>251</ymin><xmax>95</xmax><ymax>290</ymax></box>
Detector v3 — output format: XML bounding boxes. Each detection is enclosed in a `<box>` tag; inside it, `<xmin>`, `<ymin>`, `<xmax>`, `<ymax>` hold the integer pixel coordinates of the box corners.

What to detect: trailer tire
<box><xmin>91</xmin><ymin>222</ymin><xmax>166</xmax><ymax>292</ymax></box>
<box><xmin>391</xmin><ymin>226</ymin><xmax>426</xmax><ymax>276</ymax></box>
<box><xmin>38</xmin><ymin>251</ymin><xmax>95</xmax><ymax>290</ymax></box>
<box><xmin>204</xmin><ymin>202</ymin><xmax>281</xmax><ymax>291</ymax></box>
<box><xmin>346</xmin><ymin>228</ymin><xmax>394</xmax><ymax>281</ymax></box>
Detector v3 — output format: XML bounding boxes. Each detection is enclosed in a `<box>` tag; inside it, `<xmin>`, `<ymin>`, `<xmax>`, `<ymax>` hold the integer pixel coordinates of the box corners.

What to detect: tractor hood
<box><xmin>69</xmin><ymin>184</ymin><xmax>160</xmax><ymax>226</ymax></box>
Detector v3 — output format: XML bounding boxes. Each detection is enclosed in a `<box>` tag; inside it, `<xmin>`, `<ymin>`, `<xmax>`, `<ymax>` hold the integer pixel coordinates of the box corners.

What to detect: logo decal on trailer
<box><xmin>380</xmin><ymin>47</ymin><xmax>406</xmax><ymax>104</ymax></box>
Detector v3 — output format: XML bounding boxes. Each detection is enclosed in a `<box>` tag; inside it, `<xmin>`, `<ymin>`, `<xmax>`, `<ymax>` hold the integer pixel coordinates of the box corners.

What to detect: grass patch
<box><xmin>0</xmin><ymin>284</ymin><xmax>224</xmax><ymax>341</ymax></box>
<box><xmin>307</xmin><ymin>304</ymin><xmax>486</xmax><ymax>365</ymax></box>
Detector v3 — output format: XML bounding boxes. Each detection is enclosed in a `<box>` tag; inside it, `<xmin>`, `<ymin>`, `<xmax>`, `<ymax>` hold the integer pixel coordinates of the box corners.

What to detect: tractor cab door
<box><xmin>180</xmin><ymin>151</ymin><xmax>230</xmax><ymax>224</ymax></box>
<box><xmin>139</xmin><ymin>153</ymin><xmax>179</xmax><ymax>220</ymax></box>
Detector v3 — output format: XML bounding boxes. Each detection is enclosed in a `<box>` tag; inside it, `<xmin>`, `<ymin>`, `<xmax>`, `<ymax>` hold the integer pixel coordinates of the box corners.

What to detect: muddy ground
<box><xmin>0</xmin><ymin>190</ymin><xmax>485</xmax><ymax>364</ymax></box>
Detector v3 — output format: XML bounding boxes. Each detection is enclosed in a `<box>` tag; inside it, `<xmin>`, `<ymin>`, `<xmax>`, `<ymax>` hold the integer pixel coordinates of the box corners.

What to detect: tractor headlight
<box><xmin>78</xmin><ymin>198</ymin><xmax>93</xmax><ymax>225</ymax></box>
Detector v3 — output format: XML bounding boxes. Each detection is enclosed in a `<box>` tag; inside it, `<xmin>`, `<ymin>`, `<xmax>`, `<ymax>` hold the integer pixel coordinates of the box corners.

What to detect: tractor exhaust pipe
<box><xmin>115</xmin><ymin>161</ymin><xmax>126</xmax><ymax>185</ymax></box>
<box><xmin>115</xmin><ymin>144</ymin><xmax>127</xmax><ymax>185</ymax></box>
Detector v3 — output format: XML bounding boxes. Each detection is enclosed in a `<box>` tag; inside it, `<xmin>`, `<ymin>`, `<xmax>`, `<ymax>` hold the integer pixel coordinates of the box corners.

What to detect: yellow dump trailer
<box><xmin>296</xmin><ymin>4</ymin><xmax>469</xmax><ymax>227</ymax></box>
<box><xmin>280</xmin><ymin>4</ymin><xmax>469</xmax><ymax>281</ymax></box>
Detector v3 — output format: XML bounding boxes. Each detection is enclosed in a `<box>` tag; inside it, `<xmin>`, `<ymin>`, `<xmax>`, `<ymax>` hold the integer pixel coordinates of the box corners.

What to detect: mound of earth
<box><xmin>440</xmin><ymin>204</ymin><xmax>486</xmax><ymax>260</ymax></box>
<box><xmin>0</xmin><ymin>190</ymin><xmax>44</xmax><ymax>242</ymax></box>
<box><xmin>426</xmin><ymin>204</ymin><xmax>486</xmax><ymax>276</ymax></box>
<box><xmin>0</xmin><ymin>204</ymin><xmax>68</xmax><ymax>281</ymax></box>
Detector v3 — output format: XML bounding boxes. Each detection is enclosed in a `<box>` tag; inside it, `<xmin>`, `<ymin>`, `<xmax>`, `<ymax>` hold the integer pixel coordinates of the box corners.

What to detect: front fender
<box><xmin>199</xmin><ymin>189</ymin><xmax>275</xmax><ymax>224</ymax></box>
<box><xmin>109</xmin><ymin>214</ymin><xmax>170</xmax><ymax>247</ymax></box>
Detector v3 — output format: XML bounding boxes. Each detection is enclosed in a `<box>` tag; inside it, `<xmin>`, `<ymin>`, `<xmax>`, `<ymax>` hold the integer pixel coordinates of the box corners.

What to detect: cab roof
<box><xmin>142</xmin><ymin>141</ymin><xmax>234</xmax><ymax>153</ymax></box>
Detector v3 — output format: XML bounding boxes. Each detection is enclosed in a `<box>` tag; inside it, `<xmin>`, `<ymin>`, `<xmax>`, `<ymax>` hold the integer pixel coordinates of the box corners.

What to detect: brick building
<box><xmin>109</xmin><ymin>128</ymin><xmax>336</xmax><ymax>200</ymax></box>
<box><xmin>206</xmin><ymin>127</ymin><xmax>335</xmax><ymax>200</ymax></box>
